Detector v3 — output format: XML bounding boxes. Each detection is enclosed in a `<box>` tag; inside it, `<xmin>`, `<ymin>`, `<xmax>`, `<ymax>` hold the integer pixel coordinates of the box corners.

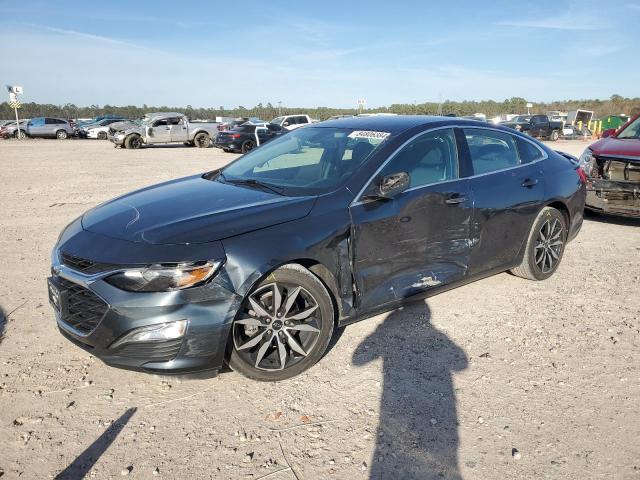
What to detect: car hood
<box><xmin>590</xmin><ymin>137</ymin><xmax>640</xmax><ymax>160</ymax></box>
<box><xmin>81</xmin><ymin>174</ymin><xmax>317</xmax><ymax>245</ymax></box>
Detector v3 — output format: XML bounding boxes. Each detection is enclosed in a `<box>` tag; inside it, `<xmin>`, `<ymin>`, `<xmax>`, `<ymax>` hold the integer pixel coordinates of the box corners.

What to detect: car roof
<box><xmin>314</xmin><ymin>115</ymin><xmax>497</xmax><ymax>134</ymax></box>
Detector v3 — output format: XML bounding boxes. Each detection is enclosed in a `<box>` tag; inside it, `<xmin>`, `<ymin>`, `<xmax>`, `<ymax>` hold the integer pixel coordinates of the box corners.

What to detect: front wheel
<box><xmin>241</xmin><ymin>140</ymin><xmax>255</xmax><ymax>153</ymax></box>
<box><xmin>124</xmin><ymin>135</ymin><xmax>142</xmax><ymax>149</ymax></box>
<box><xmin>193</xmin><ymin>132</ymin><xmax>210</xmax><ymax>148</ymax></box>
<box><xmin>227</xmin><ymin>264</ymin><xmax>335</xmax><ymax>381</ymax></box>
<box><xmin>15</xmin><ymin>130</ymin><xmax>27</xmax><ymax>139</ymax></box>
<box><xmin>548</xmin><ymin>129</ymin><xmax>559</xmax><ymax>141</ymax></box>
<box><xmin>56</xmin><ymin>130</ymin><xmax>68</xmax><ymax>140</ymax></box>
<box><xmin>511</xmin><ymin>207</ymin><xmax>567</xmax><ymax>280</ymax></box>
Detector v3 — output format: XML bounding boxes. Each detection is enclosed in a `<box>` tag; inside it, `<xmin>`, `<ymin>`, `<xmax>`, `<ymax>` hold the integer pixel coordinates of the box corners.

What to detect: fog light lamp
<box><xmin>111</xmin><ymin>319</ymin><xmax>188</xmax><ymax>348</ymax></box>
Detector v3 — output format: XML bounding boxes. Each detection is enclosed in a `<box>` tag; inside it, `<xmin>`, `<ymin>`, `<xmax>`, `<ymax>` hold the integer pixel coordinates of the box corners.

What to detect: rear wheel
<box><xmin>124</xmin><ymin>134</ymin><xmax>142</xmax><ymax>149</ymax></box>
<box><xmin>227</xmin><ymin>264</ymin><xmax>335</xmax><ymax>381</ymax></box>
<box><xmin>511</xmin><ymin>207</ymin><xmax>567</xmax><ymax>280</ymax></box>
<box><xmin>97</xmin><ymin>131</ymin><xmax>108</xmax><ymax>140</ymax></box>
<box><xmin>56</xmin><ymin>130</ymin><xmax>68</xmax><ymax>140</ymax></box>
<box><xmin>194</xmin><ymin>132</ymin><xmax>210</xmax><ymax>148</ymax></box>
<box><xmin>241</xmin><ymin>140</ymin><xmax>255</xmax><ymax>153</ymax></box>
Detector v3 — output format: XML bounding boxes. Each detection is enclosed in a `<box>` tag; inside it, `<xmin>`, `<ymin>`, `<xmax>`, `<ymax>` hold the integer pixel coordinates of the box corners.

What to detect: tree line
<box><xmin>1</xmin><ymin>95</ymin><xmax>638</xmax><ymax>121</ymax></box>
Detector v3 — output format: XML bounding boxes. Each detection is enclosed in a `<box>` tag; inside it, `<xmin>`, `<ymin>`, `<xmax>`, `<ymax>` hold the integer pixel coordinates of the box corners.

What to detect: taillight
<box><xmin>576</xmin><ymin>167</ymin><xmax>589</xmax><ymax>185</ymax></box>
<box><xmin>232</xmin><ymin>133</ymin><xmax>242</xmax><ymax>139</ymax></box>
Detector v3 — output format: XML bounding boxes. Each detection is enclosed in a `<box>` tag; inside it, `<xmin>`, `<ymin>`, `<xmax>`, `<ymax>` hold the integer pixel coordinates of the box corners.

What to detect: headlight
<box><xmin>578</xmin><ymin>148</ymin><xmax>594</xmax><ymax>175</ymax></box>
<box><xmin>105</xmin><ymin>260</ymin><xmax>222</xmax><ymax>292</ymax></box>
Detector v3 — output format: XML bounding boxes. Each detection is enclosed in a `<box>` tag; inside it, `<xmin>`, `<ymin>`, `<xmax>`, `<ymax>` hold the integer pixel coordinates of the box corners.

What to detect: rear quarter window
<box><xmin>516</xmin><ymin>137</ymin><xmax>544</xmax><ymax>163</ymax></box>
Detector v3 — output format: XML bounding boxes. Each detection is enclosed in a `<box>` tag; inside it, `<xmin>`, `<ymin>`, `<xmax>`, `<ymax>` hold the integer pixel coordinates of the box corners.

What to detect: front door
<box><xmin>462</xmin><ymin>127</ymin><xmax>545</xmax><ymax>274</ymax></box>
<box><xmin>147</xmin><ymin>119</ymin><xmax>171</xmax><ymax>144</ymax></box>
<box><xmin>349</xmin><ymin>128</ymin><xmax>473</xmax><ymax>312</ymax></box>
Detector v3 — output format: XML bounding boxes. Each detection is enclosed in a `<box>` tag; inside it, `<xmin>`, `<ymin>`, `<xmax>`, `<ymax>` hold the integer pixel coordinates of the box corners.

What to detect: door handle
<box><xmin>521</xmin><ymin>178</ymin><xmax>538</xmax><ymax>188</ymax></box>
<box><xmin>445</xmin><ymin>195</ymin><xmax>467</xmax><ymax>205</ymax></box>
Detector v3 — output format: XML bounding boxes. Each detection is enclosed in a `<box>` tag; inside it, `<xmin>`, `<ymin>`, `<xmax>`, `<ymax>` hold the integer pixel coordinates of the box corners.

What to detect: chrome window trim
<box><xmin>350</xmin><ymin>124</ymin><xmax>548</xmax><ymax>206</ymax></box>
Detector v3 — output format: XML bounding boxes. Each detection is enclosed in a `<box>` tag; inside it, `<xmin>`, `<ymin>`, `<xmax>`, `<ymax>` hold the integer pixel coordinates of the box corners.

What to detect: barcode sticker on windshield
<box><xmin>348</xmin><ymin>130</ymin><xmax>390</xmax><ymax>140</ymax></box>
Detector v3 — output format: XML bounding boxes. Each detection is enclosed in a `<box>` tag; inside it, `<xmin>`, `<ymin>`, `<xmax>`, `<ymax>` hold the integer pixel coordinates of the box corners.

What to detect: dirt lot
<box><xmin>0</xmin><ymin>138</ymin><xmax>638</xmax><ymax>480</ymax></box>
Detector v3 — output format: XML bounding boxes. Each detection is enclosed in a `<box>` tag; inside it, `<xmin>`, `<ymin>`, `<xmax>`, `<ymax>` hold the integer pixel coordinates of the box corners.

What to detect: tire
<box><xmin>227</xmin><ymin>264</ymin><xmax>335</xmax><ymax>381</ymax></box>
<box><xmin>124</xmin><ymin>134</ymin><xmax>142</xmax><ymax>149</ymax></box>
<box><xmin>193</xmin><ymin>132</ymin><xmax>210</xmax><ymax>148</ymax></box>
<box><xmin>15</xmin><ymin>130</ymin><xmax>27</xmax><ymax>140</ymax></box>
<box><xmin>548</xmin><ymin>129</ymin><xmax>559</xmax><ymax>141</ymax></box>
<box><xmin>241</xmin><ymin>140</ymin><xmax>255</xmax><ymax>153</ymax></box>
<box><xmin>97</xmin><ymin>131</ymin><xmax>108</xmax><ymax>140</ymax></box>
<box><xmin>511</xmin><ymin>207</ymin><xmax>567</xmax><ymax>281</ymax></box>
<box><xmin>56</xmin><ymin>130</ymin><xmax>68</xmax><ymax>140</ymax></box>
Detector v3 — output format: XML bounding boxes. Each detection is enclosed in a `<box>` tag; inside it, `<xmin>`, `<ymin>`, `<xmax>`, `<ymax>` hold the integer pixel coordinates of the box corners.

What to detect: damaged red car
<box><xmin>579</xmin><ymin>113</ymin><xmax>640</xmax><ymax>217</ymax></box>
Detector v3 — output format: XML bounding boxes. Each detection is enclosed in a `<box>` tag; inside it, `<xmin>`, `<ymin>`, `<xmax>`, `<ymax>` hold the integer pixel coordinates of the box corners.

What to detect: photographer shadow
<box><xmin>353</xmin><ymin>302</ymin><xmax>467</xmax><ymax>480</ymax></box>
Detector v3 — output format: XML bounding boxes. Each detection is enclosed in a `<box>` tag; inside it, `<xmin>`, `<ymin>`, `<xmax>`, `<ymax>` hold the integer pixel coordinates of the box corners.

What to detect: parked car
<box><xmin>270</xmin><ymin>114</ymin><xmax>314</xmax><ymax>131</ymax></box>
<box><xmin>107</xmin><ymin>112</ymin><xmax>217</xmax><ymax>148</ymax></box>
<box><xmin>76</xmin><ymin>115</ymin><xmax>127</xmax><ymax>128</ymax></box>
<box><xmin>501</xmin><ymin>114</ymin><xmax>563</xmax><ymax>140</ymax></box>
<box><xmin>0</xmin><ymin>120</ymin><xmax>28</xmax><ymax>139</ymax></box>
<box><xmin>78</xmin><ymin>118</ymin><xmax>129</xmax><ymax>140</ymax></box>
<box><xmin>214</xmin><ymin>123</ymin><xmax>284</xmax><ymax>153</ymax></box>
<box><xmin>25</xmin><ymin>117</ymin><xmax>75</xmax><ymax>139</ymax></box>
<box><xmin>578</xmin><ymin>113</ymin><xmax>640</xmax><ymax>217</ymax></box>
<box><xmin>48</xmin><ymin>116</ymin><xmax>586</xmax><ymax>381</ymax></box>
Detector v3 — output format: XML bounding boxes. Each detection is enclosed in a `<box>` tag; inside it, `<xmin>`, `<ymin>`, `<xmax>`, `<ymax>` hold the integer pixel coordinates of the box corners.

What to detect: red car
<box><xmin>579</xmin><ymin>113</ymin><xmax>640</xmax><ymax>217</ymax></box>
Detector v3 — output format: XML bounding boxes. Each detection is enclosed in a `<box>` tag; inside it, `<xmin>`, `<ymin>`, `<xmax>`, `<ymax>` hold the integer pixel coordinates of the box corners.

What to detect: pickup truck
<box><xmin>269</xmin><ymin>114</ymin><xmax>315</xmax><ymax>131</ymax></box>
<box><xmin>500</xmin><ymin>114</ymin><xmax>563</xmax><ymax>141</ymax></box>
<box><xmin>107</xmin><ymin>112</ymin><xmax>218</xmax><ymax>149</ymax></box>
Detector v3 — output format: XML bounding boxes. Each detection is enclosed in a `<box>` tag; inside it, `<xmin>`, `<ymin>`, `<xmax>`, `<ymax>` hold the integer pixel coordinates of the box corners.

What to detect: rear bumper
<box><xmin>586</xmin><ymin>179</ymin><xmax>640</xmax><ymax>217</ymax></box>
<box><xmin>213</xmin><ymin>140</ymin><xmax>239</xmax><ymax>151</ymax></box>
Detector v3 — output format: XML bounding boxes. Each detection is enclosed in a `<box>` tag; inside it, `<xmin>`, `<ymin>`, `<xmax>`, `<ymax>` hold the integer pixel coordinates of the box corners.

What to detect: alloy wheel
<box><xmin>233</xmin><ymin>282</ymin><xmax>322</xmax><ymax>371</ymax></box>
<box><xmin>534</xmin><ymin>218</ymin><xmax>564</xmax><ymax>273</ymax></box>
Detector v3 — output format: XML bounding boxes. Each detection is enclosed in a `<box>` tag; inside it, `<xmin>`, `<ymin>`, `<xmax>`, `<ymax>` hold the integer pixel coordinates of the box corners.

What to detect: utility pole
<box><xmin>277</xmin><ymin>101</ymin><xmax>282</xmax><ymax>116</ymax></box>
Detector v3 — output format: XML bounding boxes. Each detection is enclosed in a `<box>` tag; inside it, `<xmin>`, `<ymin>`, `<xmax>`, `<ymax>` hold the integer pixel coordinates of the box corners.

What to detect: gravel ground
<box><xmin>0</xmin><ymin>138</ymin><xmax>638</xmax><ymax>480</ymax></box>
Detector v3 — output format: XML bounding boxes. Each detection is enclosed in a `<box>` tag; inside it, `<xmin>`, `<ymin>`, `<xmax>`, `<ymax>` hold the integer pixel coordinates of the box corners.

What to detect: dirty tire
<box><xmin>56</xmin><ymin>130</ymin><xmax>68</xmax><ymax>140</ymax></box>
<box><xmin>97</xmin><ymin>131</ymin><xmax>108</xmax><ymax>140</ymax></box>
<box><xmin>194</xmin><ymin>132</ymin><xmax>210</xmax><ymax>148</ymax></box>
<box><xmin>228</xmin><ymin>264</ymin><xmax>335</xmax><ymax>382</ymax></box>
<box><xmin>511</xmin><ymin>207</ymin><xmax>567</xmax><ymax>281</ymax></box>
<box><xmin>14</xmin><ymin>130</ymin><xmax>27</xmax><ymax>139</ymax></box>
<box><xmin>124</xmin><ymin>134</ymin><xmax>142</xmax><ymax>149</ymax></box>
<box><xmin>549</xmin><ymin>129</ymin><xmax>559</xmax><ymax>141</ymax></box>
<box><xmin>241</xmin><ymin>140</ymin><xmax>255</xmax><ymax>153</ymax></box>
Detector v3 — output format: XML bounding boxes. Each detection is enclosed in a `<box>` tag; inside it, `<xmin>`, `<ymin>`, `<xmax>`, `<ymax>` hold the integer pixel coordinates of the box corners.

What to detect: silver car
<box><xmin>25</xmin><ymin>117</ymin><xmax>75</xmax><ymax>139</ymax></box>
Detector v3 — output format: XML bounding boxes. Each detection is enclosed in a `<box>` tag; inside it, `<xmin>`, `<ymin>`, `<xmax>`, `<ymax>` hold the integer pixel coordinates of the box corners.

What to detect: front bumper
<box><xmin>586</xmin><ymin>179</ymin><xmax>640</xmax><ymax>217</ymax></box>
<box><xmin>49</xmin><ymin>248</ymin><xmax>241</xmax><ymax>375</ymax></box>
<box><xmin>108</xmin><ymin>133</ymin><xmax>125</xmax><ymax>146</ymax></box>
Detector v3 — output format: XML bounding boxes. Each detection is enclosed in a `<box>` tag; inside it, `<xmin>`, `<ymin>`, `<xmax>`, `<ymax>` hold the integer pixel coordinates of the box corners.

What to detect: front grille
<box><xmin>112</xmin><ymin>338</ymin><xmax>183</xmax><ymax>361</ymax></box>
<box><xmin>61</xmin><ymin>252</ymin><xmax>118</xmax><ymax>275</ymax></box>
<box><xmin>58</xmin><ymin>277</ymin><xmax>108</xmax><ymax>334</ymax></box>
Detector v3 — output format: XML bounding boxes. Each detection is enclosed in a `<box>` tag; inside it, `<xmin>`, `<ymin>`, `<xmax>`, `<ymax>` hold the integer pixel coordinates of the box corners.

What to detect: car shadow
<box><xmin>584</xmin><ymin>210</ymin><xmax>640</xmax><ymax>227</ymax></box>
<box><xmin>0</xmin><ymin>306</ymin><xmax>6</xmax><ymax>346</ymax></box>
<box><xmin>55</xmin><ymin>407</ymin><xmax>137</xmax><ymax>479</ymax></box>
<box><xmin>353</xmin><ymin>302</ymin><xmax>467</xmax><ymax>480</ymax></box>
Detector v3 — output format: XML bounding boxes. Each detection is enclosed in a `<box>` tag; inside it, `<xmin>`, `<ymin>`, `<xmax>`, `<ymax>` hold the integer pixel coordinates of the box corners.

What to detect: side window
<box><xmin>31</xmin><ymin>118</ymin><xmax>45</xmax><ymax>126</ymax></box>
<box><xmin>464</xmin><ymin>128</ymin><xmax>520</xmax><ymax>175</ymax></box>
<box><xmin>153</xmin><ymin>119</ymin><xmax>168</xmax><ymax>127</ymax></box>
<box><xmin>516</xmin><ymin>137</ymin><xmax>544</xmax><ymax>163</ymax></box>
<box><xmin>379</xmin><ymin>128</ymin><xmax>458</xmax><ymax>188</ymax></box>
<box><xmin>167</xmin><ymin>117</ymin><xmax>184</xmax><ymax>125</ymax></box>
<box><xmin>286</xmin><ymin>117</ymin><xmax>296</xmax><ymax>125</ymax></box>
<box><xmin>45</xmin><ymin>118</ymin><xmax>55</xmax><ymax>125</ymax></box>
<box><xmin>297</xmin><ymin>116</ymin><xmax>308</xmax><ymax>124</ymax></box>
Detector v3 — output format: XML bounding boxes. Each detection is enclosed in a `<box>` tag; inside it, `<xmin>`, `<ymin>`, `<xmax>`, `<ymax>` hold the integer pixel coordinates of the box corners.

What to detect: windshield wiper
<box><xmin>223</xmin><ymin>176</ymin><xmax>285</xmax><ymax>195</ymax></box>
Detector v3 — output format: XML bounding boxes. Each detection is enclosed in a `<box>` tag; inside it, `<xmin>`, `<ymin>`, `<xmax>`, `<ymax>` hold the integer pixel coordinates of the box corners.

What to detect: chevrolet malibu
<box><xmin>49</xmin><ymin>116</ymin><xmax>586</xmax><ymax>381</ymax></box>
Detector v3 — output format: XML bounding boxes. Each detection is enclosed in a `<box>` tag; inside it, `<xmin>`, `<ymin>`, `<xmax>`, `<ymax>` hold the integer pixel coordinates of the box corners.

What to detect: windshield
<box><xmin>617</xmin><ymin>116</ymin><xmax>640</xmax><ymax>139</ymax></box>
<box><xmin>514</xmin><ymin>116</ymin><xmax>531</xmax><ymax>122</ymax></box>
<box><xmin>220</xmin><ymin>127</ymin><xmax>391</xmax><ymax>195</ymax></box>
<box><xmin>270</xmin><ymin>117</ymin><xmax>284</xmax><ymax>125</ymax></box>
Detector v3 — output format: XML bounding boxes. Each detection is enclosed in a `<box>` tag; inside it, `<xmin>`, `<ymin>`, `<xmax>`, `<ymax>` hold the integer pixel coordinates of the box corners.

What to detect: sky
<box><xmin>0</xmin><ymin>0</ymin><xmax>638</xmax><ymax>108</ymax></box>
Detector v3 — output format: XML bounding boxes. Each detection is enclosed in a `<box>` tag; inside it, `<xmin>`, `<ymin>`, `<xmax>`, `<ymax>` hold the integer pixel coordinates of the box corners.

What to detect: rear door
<box><xmin>349</xmin><ymin>127</ymin><xmax>473</xmax><ymax>311</ymax></box>
<box><xmin>462</xmin><ymin>128</ymin><xmax>545</xmax><ymax>274</ymax></box>
<box><xmin>169</xmin><ymin>117</ymin><xmax>189</xmax><ymax>142</ymax></box>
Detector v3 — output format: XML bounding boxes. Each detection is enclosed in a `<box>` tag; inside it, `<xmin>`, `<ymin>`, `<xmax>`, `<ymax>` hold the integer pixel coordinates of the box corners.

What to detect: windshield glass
<box><xmin>617</xmin><ymin>116</ymin><xmax>640</xmax><ymax>139</ymax></box>
<box><xmin>270</xmin><ymin>117</ymin><xmax>284</xmax><ymax>125</ymax></box>
<box><xmin>220</xmin><ymin>127</ymin><xmax>391</xmax><ymax>195</ymax></box>
<box><xmin>515</xmin><ymin>116</ymin><xmax>531</xmax><ymax>122</ymax></box>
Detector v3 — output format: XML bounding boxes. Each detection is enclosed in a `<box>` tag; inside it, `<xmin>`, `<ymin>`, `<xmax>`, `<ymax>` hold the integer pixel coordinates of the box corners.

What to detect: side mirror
<box><xmin>366</xmin><ymin>172</ymin><xmax>410</xmax><ymax>199</ymax></box>
<box><xmin>601</xmin><ymin>128</ymin><xmax>616</xmax><ymax>138</ymax></box>
<box><xmin>283</xmin><ymin>122</ymin><xmax>290</xmax><ymax>127</ymax></box>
